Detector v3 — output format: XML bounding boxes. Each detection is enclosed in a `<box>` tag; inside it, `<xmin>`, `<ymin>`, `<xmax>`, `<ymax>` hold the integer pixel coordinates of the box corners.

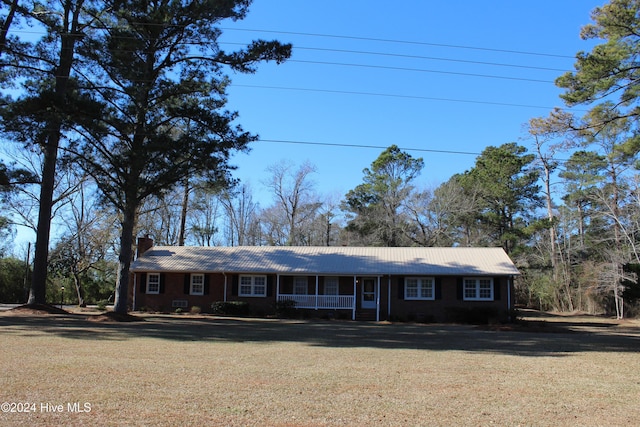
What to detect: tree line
<box><xmin>1</xmin><ymin>0</ymin><xmax>640</xmax><ymax>317</ymax></box>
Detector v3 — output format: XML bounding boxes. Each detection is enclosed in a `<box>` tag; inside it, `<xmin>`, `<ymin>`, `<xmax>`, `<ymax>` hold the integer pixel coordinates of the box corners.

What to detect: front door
<box><xmin>361</xmin><ymin>278</ymin><xmax>377</xmax><ymax>309</ymax></box>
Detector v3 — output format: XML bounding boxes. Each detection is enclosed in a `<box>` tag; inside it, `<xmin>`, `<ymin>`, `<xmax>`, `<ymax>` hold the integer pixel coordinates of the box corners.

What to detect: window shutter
<box><xmin>267</xmin><ymin>276</ymin><xmax>274</xmax><ymax>297</ymax></box>
<box><xmin>159</xmin><ymin>274</ymin><xmax>165</xmax><ymax>294</ymax></box>
<box><xmin>397</xmin><ymin>277</ymin><xmax>405</xmax><ymax>300</ymax></box>
<box><xmin>435</xmin><ymin>277</ymin><xmax>442</xmax><ymax>300</ymax></box>
<box><xmin>456</xmin><ymin>278</ymin><xmax>463</xmax><ymax>300</ymax></box>
<box><xmin>232</xmin><ymin>275</ymin><xmax>238</xmax><ymax>296</ymax></box>
<box><xmin>140</xmin><ymin>273</ymin><xmax>147</xmax><ymax>294</ymax></box>
<box><xmin>493</xmin><ymin>277</ymin><xmax>501</xmax><ymax>300</ymax></box>
<box><xmin>204</xmin><ymin>275</ymin><xmax>210</xmax><ymax>295</ymax></box>
<box><xmin>184</xmin><ymin>274</ymin><xmax>190</xmax><ymax>294</ymax></box>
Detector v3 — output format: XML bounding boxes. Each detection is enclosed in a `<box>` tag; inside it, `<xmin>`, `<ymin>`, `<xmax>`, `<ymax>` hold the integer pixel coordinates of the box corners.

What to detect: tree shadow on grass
<box><xmin>1</xmin><ymin>311</ymin><xmax>639</xmax><ymax>357</ymax></box>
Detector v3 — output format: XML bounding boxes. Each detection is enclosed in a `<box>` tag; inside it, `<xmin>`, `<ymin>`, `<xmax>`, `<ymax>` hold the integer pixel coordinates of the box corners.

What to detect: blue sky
<box><xmin>219</xmin><ymin>0</ymin><xmax>604</xmax><ymax>206</ymax></box>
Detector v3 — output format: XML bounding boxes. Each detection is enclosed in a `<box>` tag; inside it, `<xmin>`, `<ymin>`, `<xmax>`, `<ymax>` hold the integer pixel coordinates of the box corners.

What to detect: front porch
<box><xmin>276</xmin><ymin>294</ymin><xmax>355</xmax><ymax>309</ymax></box>
<box><xmin>275</xmin><ymin>274</ymin><xmax>383</xmax><ymax>320</ymax></box>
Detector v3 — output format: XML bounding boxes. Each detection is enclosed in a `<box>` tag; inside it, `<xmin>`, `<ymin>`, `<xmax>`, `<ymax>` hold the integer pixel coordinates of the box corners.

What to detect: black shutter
<box><xmin>435</xmin><ymin>277</ymin><xmax>442</xmax><ymax>300</ymax></box>
<box><xmin>397</xmin><ymin>277</ymin><xmax>405</xmax><ymax>299</ymax></box>
<box><xmin>184</xmin><ymin>274</ymin><xmax>190</xmax><ymax>294</ymax></box>
<box><xmin>267</xmin><ymin>276</ymin><xmax>274</xmax><ymax>297</ymax></box>
<box><xmin>456</xmin><ymin>278</ymin><xmax>463</xmax><ymax>300</ymax></box>
<box><xmin>204</xmin><ymin>275</ymin><xmax>210</xmax><ymax>295</ymax></box>
<box><xmin>493</xmin><ymin>277</ymin><xmax>501</xmax><ymax>301</ymax></box>
<box><xmin>159</xmin><ymin>274</ymin><xmax>165</xmax><ymax>294</ymax></box>
<box><xmin>232</xmin><ymin>275</ymin><xmax>238</xmax><ymax>296</ymax></box>
<box><xmin>139</xmin><ymin>273</ymin><xmax>147</xmax><ymax>294</ymax></box>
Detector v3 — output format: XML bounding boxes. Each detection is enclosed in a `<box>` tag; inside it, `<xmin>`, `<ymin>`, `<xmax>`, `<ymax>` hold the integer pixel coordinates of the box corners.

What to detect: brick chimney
<box><xmin>136</xmin><ymin>235</ymin><xmax>154</xmax><ymax>258</ymax></box>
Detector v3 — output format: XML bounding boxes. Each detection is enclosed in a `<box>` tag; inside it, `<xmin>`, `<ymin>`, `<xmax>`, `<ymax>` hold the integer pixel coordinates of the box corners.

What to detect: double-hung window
<box><xmin>294</xmin><ymin>277</ymin><xmax>308</xmax><ymax>295</ymax></box>
<box><xmin>239</xmin><ymin>275</ymin><xmax>267</xmax><ymax>297</ymax></box>
<box><xmin>323</xmin><ymin>277</ymin><xmax>339</xmax><ymax>295</ymax></box>
<box><xmin>463</xmin><ymin>278</ymin><xmax>494</xmax><ymax>301</ymax></box>
<box><xmin>190</xmin><ymin>274</ymin><xmax>204</xmax><ymax>295</ymax></box>
<box><xmin>404</xmin><ymin>277</ymin><xmax>434</xmax><ymax>300</ymax></box>
<box><xmin>147</xmin><ymin>273</ymin><xmax>160</xmax><ymax>294</ymax></box>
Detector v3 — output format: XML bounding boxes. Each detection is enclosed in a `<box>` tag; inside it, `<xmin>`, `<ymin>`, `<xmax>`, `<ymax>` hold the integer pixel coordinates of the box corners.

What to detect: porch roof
<box><xmin>131</xmin><ymin>246</ymin><xmax>520</xmax><ymax>276</ymax></box>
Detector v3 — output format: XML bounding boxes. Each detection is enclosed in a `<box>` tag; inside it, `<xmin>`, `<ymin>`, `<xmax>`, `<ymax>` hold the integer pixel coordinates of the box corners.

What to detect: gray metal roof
<box><xmin>130</xmin><ymin>246</ymin><xmax>520</xmax><ymax>276</ymax></box>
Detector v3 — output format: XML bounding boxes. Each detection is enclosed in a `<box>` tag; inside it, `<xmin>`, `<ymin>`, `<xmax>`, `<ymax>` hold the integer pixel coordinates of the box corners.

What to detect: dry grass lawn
<box><xmin>1</xmin><ymin>308</ymin><xmax>639</xmax><ymax>426</ymax></box>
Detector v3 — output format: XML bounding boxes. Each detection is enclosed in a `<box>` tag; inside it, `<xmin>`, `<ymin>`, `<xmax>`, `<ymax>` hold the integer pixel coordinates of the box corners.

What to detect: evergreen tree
<box><xmin>343</xmin><ymin>145</ymin><xmax>423</xmax><ymax>247</ymax></box>
<box><xmin>68</xmin><ymin>1</ymin><xmax>291</xmax><ymax>313</ymax></box>
<box><xmin>459</xmin><ymin>143</ymin><xmax>541</xmax><ymax>253</ymax></box>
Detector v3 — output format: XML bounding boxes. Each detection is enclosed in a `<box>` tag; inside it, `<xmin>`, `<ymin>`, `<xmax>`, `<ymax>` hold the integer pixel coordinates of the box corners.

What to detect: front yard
<box><xmin>0</xmin><ymin>309</ymin><xmax>638</xmax><ymax>426</ymax></box>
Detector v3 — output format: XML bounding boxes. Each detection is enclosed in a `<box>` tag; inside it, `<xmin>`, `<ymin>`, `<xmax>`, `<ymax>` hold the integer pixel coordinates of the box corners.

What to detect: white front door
<box><xmin>361</xmin><ymin>278</ymin><xmax>376</xmax><ymax>309</ymax></box>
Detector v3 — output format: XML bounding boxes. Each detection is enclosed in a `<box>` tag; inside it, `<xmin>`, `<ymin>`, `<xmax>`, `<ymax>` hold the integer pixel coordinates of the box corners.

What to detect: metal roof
<box><xmin>130</xmin><ymin>246</ymin><xmax>520</xmax><ymax>276</ymax></box>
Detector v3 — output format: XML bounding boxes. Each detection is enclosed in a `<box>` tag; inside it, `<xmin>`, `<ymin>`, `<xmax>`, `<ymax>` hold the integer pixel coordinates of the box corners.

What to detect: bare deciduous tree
<box><xmin>264</xmin><ymin>160</ymin><xmax>319</xmax><ymax>246</ymax></box>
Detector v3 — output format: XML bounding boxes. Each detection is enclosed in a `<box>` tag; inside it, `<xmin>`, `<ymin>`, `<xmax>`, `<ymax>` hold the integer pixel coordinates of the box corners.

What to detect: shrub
<box><xmin>96</xmin><ymin>300</ymin><xmax>108</xmax><ymax>311</ymax></box>
<box><xmin>446</xmin><ymin>307</ymin><xmax>501</xmax><ymax>324</ymax></box>
<box><xmin>275</xmin><ymin>299</ymin><xmax>297</xmax><ymax>318</ymax></box>
<box><xmin>175</xmin><ymin>307</ymin><xmax>183</xmax><ymax>314</ymax></box>
<box><xmin>211</xmin><ymin>301</ymin><xmax>250</xmax><ymax>316</ymax></box>
<box><xmin>190</xmin><ymin>305</ymin><xmax>201</xmax><ymax>314</ymax></box>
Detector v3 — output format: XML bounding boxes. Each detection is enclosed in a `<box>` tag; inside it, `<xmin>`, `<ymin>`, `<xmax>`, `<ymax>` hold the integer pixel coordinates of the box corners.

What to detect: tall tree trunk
<box><xmin>72</xmin><ymin>270</ymin><xmax>85</xmax><ymax>307</ymax></box>
<box><xmin>28</xmin><ymin>3</ymin><xmax>83</xmax><ymax>305</ymax></box>
<box><xmin>29</xmin><ymin>134</ymin><xmax>60</xmax><ymax>304</ymax></box>
<box><xmin>0</xmin><ymin>0</ymin><xmax>18</xmax><ymax>57</ymax></box>
<box><xmin>178</xmin><ymin>177</ymin><xmax>189</xmax><ymax>246</ymax></box>
<box><xmin>113</xmin><ymin>196</ymin><xmax>137</xmax><ymax>313</ymax></box>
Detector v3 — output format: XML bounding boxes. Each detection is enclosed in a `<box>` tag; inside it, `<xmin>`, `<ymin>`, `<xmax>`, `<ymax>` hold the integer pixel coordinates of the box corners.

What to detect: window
<box><xmin>463</xmin><ymin>278</ymin><xmax>494</xmax><ymax>301</ymax></box>
<box><xmin>404</xmin><ymin>277</ymin><xmax>434</xmax><ymax>300</ymax></box>
<box><xmin>239</xmin><ymin>275</ymin><xmax>267</xmax><ymax>297</ymax></box>
<box><xmin>294</xmin><ymin>277</ymin><xmax>308</xmax><ymax>295</ymax></box>
<box><xmin>190</xmin><ymin>274</ymin><xmax>204</xmax><ymax>295</ymax></box>
<box><xmin>324</xmin><ymin>277</ymin><xmax>339</xmax><ymax>295</ymax></box>
<box><xmin>147</xmin><ymin>273</ymin><xmax>160</xmax><ymax>294</ymax></box>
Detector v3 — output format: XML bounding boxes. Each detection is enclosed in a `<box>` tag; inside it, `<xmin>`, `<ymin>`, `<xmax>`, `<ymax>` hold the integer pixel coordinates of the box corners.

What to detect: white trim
<box><xmin>223</xmin><ymin>272</ymin><xmax>227</xmax><ymax>302</ymax></box>
<box><xmin>239</xmin><ymin>275</ymin><xmax>267</xmax><ymax>297</ymax></box>
<box><xmin>361</xmin><ymin>277</ymin><xmax>377</xmax><ymax>309</ymax></box>
<box><xmin>147</xmin><ymin>273</ymin><xmax>160</xmax><ymax>294</ymax></box>
<box><xmin>133</xmin><ymin>273</ymin><xmax>137</xmax><ymax>311</ymax></box>
<box><xmin>404</xmin><ymin>277</ymin><xmax>436</xmax><ymax>300</ymax></box>
<box><xmin>463</xmin><ymin>277</ymin><xmax>494</xmax><ymax>301</ymax></box>
<box><xmin>352</xmin><ymin>276</ymin><xmax>357</xmax><ymax>320</ymax></box>
<box><xmin>190</xmin><ymin>273</ymin><xmax>204</xmax><ymax>295</ymax></box>
<box><xmin>387</xmin><ymin>276</ymin><xmax>391</xmax><ymax>319</ymax></box>
<box><xmin>376</xmin><ymin>276</ymin><xmax>380</xmax><ymax>322</ymax></box>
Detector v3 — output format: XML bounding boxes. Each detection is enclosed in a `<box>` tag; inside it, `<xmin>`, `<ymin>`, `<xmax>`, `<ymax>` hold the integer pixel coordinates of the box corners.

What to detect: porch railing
<box><xmin>277</xmin><ymin>294</ymin><xmax>354</xmax><ymax>309</ymax></box>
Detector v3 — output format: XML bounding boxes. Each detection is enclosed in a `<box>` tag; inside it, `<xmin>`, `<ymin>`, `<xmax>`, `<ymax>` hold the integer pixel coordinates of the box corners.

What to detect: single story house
<box><xmin>129</xmin><ymin>237</ymin><xmax>520</xmax><ymax>322</ymax></box>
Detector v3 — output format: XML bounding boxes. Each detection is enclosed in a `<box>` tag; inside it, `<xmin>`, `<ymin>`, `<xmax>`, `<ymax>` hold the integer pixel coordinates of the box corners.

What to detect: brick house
<box><xmin>129</xmin><ymin>238</ymin><xmax>520</xmax><ymax>322</ymax></box>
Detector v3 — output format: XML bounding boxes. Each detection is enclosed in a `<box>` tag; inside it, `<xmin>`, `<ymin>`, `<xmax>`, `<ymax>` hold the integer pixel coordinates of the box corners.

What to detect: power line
<box><xmin>3</xmin><ymin>25</ymin><xmax>578</xmax><ymax>60</ymax></box>
<box><xmin>221</xmin><ymin>42</ymin><xmax>571</xmax><ymax>73</ymax></box>
<box><xmin>221</xmin><ymin>27</ymin><xmax>576</xmax><ymax>59</ymax></box>
<box><xmin>232</xmin><ymin>84</ymin><xmax>582</xmax><ymax>111</ymax></box>
<box><xmin>287</xmin><ymin>59</ymin><xmax>554</xmax><ymax>83</ymax></box>
<box><xmin>256</xmin><ymin>138</ymin><xmax>574</xmax><ymax>162</ymax></box>
<box><xmin>257</xmin><ymin>138</ymin><xmax>481</xmax><ymax>156</ymax></box>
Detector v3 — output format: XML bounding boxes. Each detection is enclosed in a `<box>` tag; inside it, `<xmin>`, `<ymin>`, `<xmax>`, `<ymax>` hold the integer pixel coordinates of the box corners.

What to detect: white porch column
<box><xmin>132</xmin><ymin>274</ymin><xmax>137</xmax><ymax>311</ymax></box>
<box><xmin>376</xmin><ymin>276</ymin><xmax>380</xmax><ymax>322</ymax></box>
<box><xmin>276</xmin><ymin>274</ymin><xmax>280</xmax><ymax>302</ymax></box>
<box><xmin>352</xmin><ymin>276</ymin><xmax>357</xmax><ymax>320</ymax></box>
<box><xmin>315</xmin><ymin>275</ymin><xmax>319</xmax><ymax>310</ymax></box>
<box><xmin>223</xmin><ymin>273</ymin><xmax>227</xmax><ymax>302</ymax></box>
<box><xmin>387</xmin><ymin>275</ymin><xmax>391</xmax><ymax>320</ymax></box>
